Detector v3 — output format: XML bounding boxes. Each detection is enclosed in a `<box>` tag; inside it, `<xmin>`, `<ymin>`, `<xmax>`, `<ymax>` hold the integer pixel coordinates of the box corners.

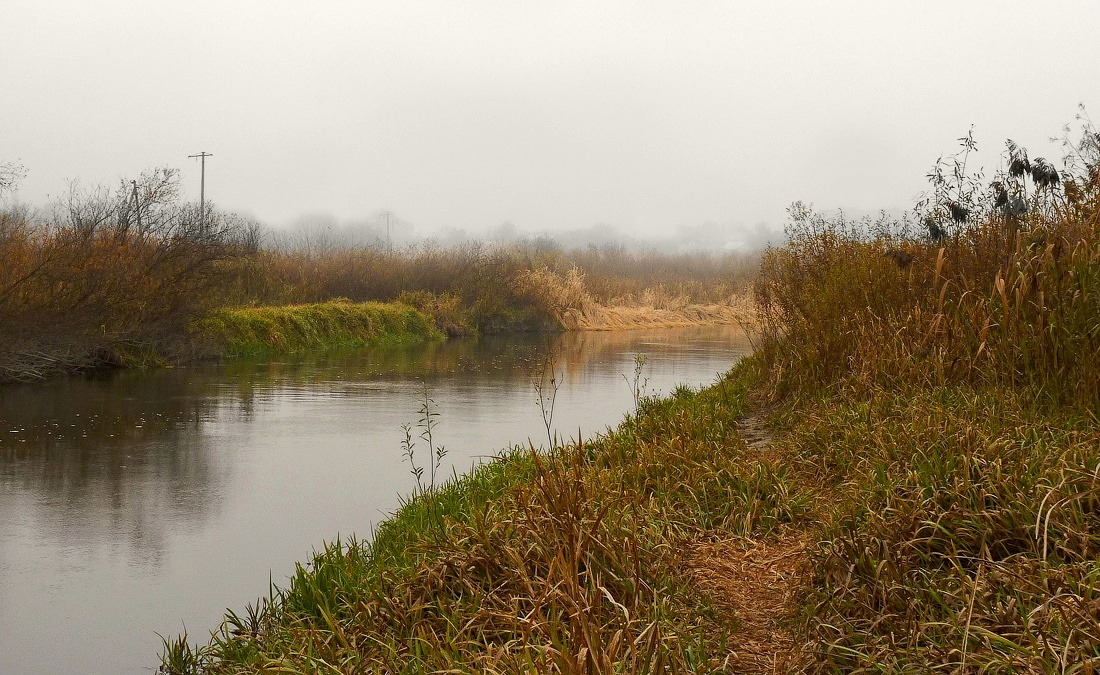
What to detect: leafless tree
<box><xmin>0</xmin><ymin>160</ymin><xmax>27</xmax><ymax>196</ymax></box>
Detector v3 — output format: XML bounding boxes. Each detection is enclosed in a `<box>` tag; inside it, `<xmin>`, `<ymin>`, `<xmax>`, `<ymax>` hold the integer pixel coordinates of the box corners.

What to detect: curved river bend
<box><xmin>0</xmin><ymin>325</ymin><xmax>751</xmax><ymax>673</ymax></box>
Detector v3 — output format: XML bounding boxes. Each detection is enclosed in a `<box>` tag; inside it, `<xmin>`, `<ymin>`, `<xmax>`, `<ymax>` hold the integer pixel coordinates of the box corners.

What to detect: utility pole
<box><xmin>130</xmin><ymin>180</ymin><xmax>142</xmax><ymax>231</ymax></box>
<box><xmin>188</xmin><ymin>151</ymin><xmax>213</xmax><ymax>233</ymax></box>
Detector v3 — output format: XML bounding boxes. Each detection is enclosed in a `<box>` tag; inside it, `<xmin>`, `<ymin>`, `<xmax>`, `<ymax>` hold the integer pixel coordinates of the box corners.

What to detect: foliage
<box><xmin>755</xmin><ymin>117</ymin><xmax>1100</xmax><ymax>407</ymax></box>
<box><xmin>0</xmin><ymin>168</ymin><xmax>257</xmax><ymax>380</ymax></box>
<box><xmin>217</xmin><ymin>240</ymin><xmax>758</xmax><ymax>334</ymax></box>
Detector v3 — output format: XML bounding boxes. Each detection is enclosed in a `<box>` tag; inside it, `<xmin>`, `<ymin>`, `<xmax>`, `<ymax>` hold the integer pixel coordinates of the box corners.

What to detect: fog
<box><xmin>3</xmin><ymin>1</ymin><xmax>1099</xmax><ymax>248</ymax></box>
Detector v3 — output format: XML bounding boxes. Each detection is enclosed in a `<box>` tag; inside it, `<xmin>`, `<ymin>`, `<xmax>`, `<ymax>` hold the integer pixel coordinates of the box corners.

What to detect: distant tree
<box><xmin>0</xmin><ymin>160</ymin><xmax>27</xmax><ymax>196</ymax></box>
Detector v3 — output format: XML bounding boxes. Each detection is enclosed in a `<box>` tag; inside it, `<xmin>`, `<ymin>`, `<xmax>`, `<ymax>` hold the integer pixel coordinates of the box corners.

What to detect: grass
<box><xmin>190</xmin><ymin>300</ymin><xmax>443</xmax><ymax>357</ymax></box>
<box><xmin>747</xmin><ymin>117</ymin><xmax>1100</xmax><ymax>671</ymax></box>
<box><xmin>773</xmin><ymin>385</ymin><xmax>1100</xmax><ymax>671</ymax></box>
<box><xmin>161</xmin><ymin>358</ymin><xmax>823</xmax><ymax>673</ymax></box>
<box><xmin>218</xmin><ymin>242</ymin><xmax>758</xmax><ymax>334</ymax></box>
<box><xmin>163</xmin><ymin>116</ymin><xmax>1100</xmax><ymax>672</ymax></box>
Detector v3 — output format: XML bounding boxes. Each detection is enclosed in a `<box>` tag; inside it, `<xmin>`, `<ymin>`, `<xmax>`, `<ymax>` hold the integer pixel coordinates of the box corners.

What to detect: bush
<box><xmin>0</xmin><ymin>169</ymin><xmax>256</xmax><ymax>380</ymax></box>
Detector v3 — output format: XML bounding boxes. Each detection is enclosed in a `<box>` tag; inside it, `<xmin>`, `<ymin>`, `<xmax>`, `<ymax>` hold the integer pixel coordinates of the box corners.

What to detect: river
<box><xmin>0</xmin><ymin>325</ymin><xmax>751</xmax><ymax>674</ymax></box>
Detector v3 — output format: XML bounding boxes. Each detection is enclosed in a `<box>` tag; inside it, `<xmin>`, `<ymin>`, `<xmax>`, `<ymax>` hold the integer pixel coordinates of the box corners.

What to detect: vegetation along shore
<box><xmin>190</xmin><ymin>301</ymin><xmax>443</xmax><ymax>358</ymax></box>
<box><xmin>159</xmin><ymin>118</ymin><xmax>1100</xmax><ymax>672</ymax></box>
<box><xmin>0</xmin><ymin>168</ymin><xmax>755</xmax><ymax>382</ymax></box>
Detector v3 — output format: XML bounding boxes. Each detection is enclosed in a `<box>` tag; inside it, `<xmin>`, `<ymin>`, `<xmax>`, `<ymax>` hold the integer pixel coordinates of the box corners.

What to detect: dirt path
<box><xmin>687</xmin><ymin>412</ymin><xmax>811</xmax><ymax>673</ymax></box>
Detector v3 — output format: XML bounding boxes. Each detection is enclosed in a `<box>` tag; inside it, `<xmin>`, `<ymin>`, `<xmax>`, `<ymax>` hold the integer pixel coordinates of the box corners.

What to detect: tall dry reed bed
<box><xmin>220</xmin><ymin>242</ymin><xmax>758</xmax><ymax>335</ymax></box>
<box><xmin>751</xmin><ymin>118</ymin><xmax>1100</xmax><ymax>670</ymax></box>
<box><xmin>755</xmin><ymin>121</ymin><xmax>1100</xmax><ymax>405</ymax></box>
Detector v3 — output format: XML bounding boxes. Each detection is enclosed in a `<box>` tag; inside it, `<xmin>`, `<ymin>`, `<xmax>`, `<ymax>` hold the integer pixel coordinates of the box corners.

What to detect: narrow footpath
<box><xmin>688</xmin><ymin>412</ymin><xmax>811</xmax><ymax>673</ymax></box>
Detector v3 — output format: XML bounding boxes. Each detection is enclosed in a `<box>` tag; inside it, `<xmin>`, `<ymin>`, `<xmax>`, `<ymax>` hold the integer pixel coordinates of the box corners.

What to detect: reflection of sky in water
<box><xmin>0</xmin><ymin>326</ymin><xmax>750</xmax><ymax>674</ymax></box>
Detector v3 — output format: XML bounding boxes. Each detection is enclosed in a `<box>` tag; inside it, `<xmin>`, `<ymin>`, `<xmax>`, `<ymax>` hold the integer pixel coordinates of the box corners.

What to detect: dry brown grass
<box><xmin>688</xmin><ymin>535</ymin><xmax>810</xmax><ymax>673</ymax></box>
<box><xmin>557</xmin><ymin>299</ymin><xmax>754</xmax><ymax>331</ymax></box>
<box><xmin>0</xmin><ymin>170</ymin><xmax>255</xmax><ymax>380</ymax></box>
<box><xmin>515</xmin><ymin>264</ymin><xmax>757</xmax><ymax>331</ymax></box>
<box><xmin>222</xmin><ymin>244</ymin><xmax>760</xmax><ymax>334</ymax></box>
<box><xmin>748</xmin><ymin>119</ymin><xmax>1100</xmax><ymax>671</ymax></box>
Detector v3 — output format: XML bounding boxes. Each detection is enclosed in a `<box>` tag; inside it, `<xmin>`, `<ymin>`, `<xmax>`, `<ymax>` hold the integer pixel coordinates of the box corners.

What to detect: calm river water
<box><xmin>0</xmin><ymin>325</ymin><xmax>750</xmax><ymax>674</ymax></box>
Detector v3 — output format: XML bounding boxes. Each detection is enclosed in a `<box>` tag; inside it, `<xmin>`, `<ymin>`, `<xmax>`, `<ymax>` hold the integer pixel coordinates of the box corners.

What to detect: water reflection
<box><xmin>0</xmin><ymin>375</ymin><xmax>225</xmax><ymax>568</ymax></box>
<box><xmin>0</xmin><ymin>326</ymin><xmax>750</xmax><ymax>674</ymax></box>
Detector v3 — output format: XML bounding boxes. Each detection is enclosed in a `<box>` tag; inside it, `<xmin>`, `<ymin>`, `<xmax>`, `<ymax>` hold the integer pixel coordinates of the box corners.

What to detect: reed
<box><xmin>217</xmin><ymin>242</ymin><xmax>759</xmax><ymax>334</ymax></box>
<box><xmin>749</xmin><ymin>115</ymin><xmax>1100</xmax><ymax>670</ymax></box>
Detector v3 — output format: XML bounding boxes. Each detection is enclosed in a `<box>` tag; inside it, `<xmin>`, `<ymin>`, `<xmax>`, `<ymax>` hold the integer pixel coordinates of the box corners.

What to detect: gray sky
<box><xmin>3</xmin><ymin>1</ymin><xmax>1098</xmax><ymax>241</ymax></box>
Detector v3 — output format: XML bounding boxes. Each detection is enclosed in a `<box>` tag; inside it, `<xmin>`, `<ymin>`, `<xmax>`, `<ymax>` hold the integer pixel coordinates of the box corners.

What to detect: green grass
<box><xmin>190</xmin><ymin>300</ymin><xmax>443</xmax><ymax>357</ymax></box>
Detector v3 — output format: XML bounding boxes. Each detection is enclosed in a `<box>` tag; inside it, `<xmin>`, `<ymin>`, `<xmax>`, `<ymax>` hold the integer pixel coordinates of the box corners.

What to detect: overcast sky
<box><xmin>3</xmin><ymin>1</ymin><xmax>1098</xmax><ymax>241</ymax></box>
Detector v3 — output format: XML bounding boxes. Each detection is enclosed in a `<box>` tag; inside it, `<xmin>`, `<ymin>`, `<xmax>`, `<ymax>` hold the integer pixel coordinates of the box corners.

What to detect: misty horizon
<box><xmin>5</xmin><ymin>1</ymin><xmax>1098</xmax><ymax>247</ymax></box>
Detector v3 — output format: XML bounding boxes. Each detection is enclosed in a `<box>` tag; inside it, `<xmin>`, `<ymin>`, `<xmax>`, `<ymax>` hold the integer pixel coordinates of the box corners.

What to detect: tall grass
<box><xmin>218</xmin><ymin>241</ymin><xmax>758</xmax><ymax>334</ymax></box>
<box><xmin>755</xmin><ymin>133</ymin><xmax>1100</xmax><ymax>406</ymax></box>
<box><xmin>751</xmin><ymin>117</ymin><xmax>1100</xmax><ymax>670</ymax></box>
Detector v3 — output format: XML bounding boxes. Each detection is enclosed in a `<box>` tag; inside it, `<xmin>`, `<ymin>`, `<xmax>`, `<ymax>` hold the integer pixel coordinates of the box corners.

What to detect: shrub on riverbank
<box><xmin>0</xmin><ymin>169</ymin><xmax>258</xmax><ymax>381</ymax></box>
<box><xmin>190</xmin><ymin>300</ymin><xmax>443</xmax><ymax>357</ymax></box>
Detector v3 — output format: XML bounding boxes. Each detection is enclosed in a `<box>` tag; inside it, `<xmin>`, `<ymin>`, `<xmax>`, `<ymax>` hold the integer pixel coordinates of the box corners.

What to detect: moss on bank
<box><xmin>190</xmin><ymin>300</ymin><xmax>443</xmax><ymax>357</ymax></box>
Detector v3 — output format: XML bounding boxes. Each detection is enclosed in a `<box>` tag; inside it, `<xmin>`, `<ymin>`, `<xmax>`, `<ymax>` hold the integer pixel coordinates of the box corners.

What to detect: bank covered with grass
<box><xmin>190</xmin><ymin>300</ymin><xmax>443</xmax><ymax>357</ymax></box>
<box><xmin>163</xmin><ymin>123</ymin><xmax>1100</xmax><ymax>672</ymax></box>
<box><xmin>163</xmin><ymin>360</ymin><xmax>801</xmax><ymax>673</ymax></box>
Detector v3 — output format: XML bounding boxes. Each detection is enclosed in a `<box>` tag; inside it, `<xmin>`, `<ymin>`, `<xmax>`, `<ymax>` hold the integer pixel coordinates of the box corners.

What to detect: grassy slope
<box><xmin>165</xmin><ymin>128</ymin><xmax>1100</xmax><ymax>672</ymax></box>
<box><xmin>165</xmin><ymin>363</ymin><xmax>1099</xmax><ymax>674</ymax></box>
<box><xmin>190</xmin><ymin>300</ymin><xmax>443</xmax><ymax>357</ymax></box>
<box><xmin>775</xmin><ymin>383</ymin><xmax>1099</xmax><ymax>670</ymax></box>
<box><xmin>163</xmin><ymin>230</ymin><xmax>1100</xmax><ymax>672</ymax></box>
<box><xmin>162</xmin><ymin>358</ymin><xmax>826</xmax><ymax>673</ymax></box>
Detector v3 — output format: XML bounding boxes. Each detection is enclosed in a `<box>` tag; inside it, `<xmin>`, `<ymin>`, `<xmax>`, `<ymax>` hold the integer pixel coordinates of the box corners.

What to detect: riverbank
<box><xmin>162</xmin><ymin>356</ymin><xmax>786</xmax><ymax>673</ymax></box>
<box><xmin>555</xmin><ymin>297</ymin><xmax>753</xmax><ymax>330</ymax></box>
<box><xmin>0</xmin><ymin>190</ymin><xmax>757</xmax><ymax>382</ymax></box>
<box><xmin>163</xmin><ymin>121</ymin><xmax>1100</xmax><ymax>671</ymax></box>
<box><xmin>189</xmin><ymin>300</ymin><xmax>444</xmax><ymax>357</ymax></box>
<box><xmin>162</xmin><ymin>350</ymin><xmax>1100</xmax><ymax>673</ymax></box>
